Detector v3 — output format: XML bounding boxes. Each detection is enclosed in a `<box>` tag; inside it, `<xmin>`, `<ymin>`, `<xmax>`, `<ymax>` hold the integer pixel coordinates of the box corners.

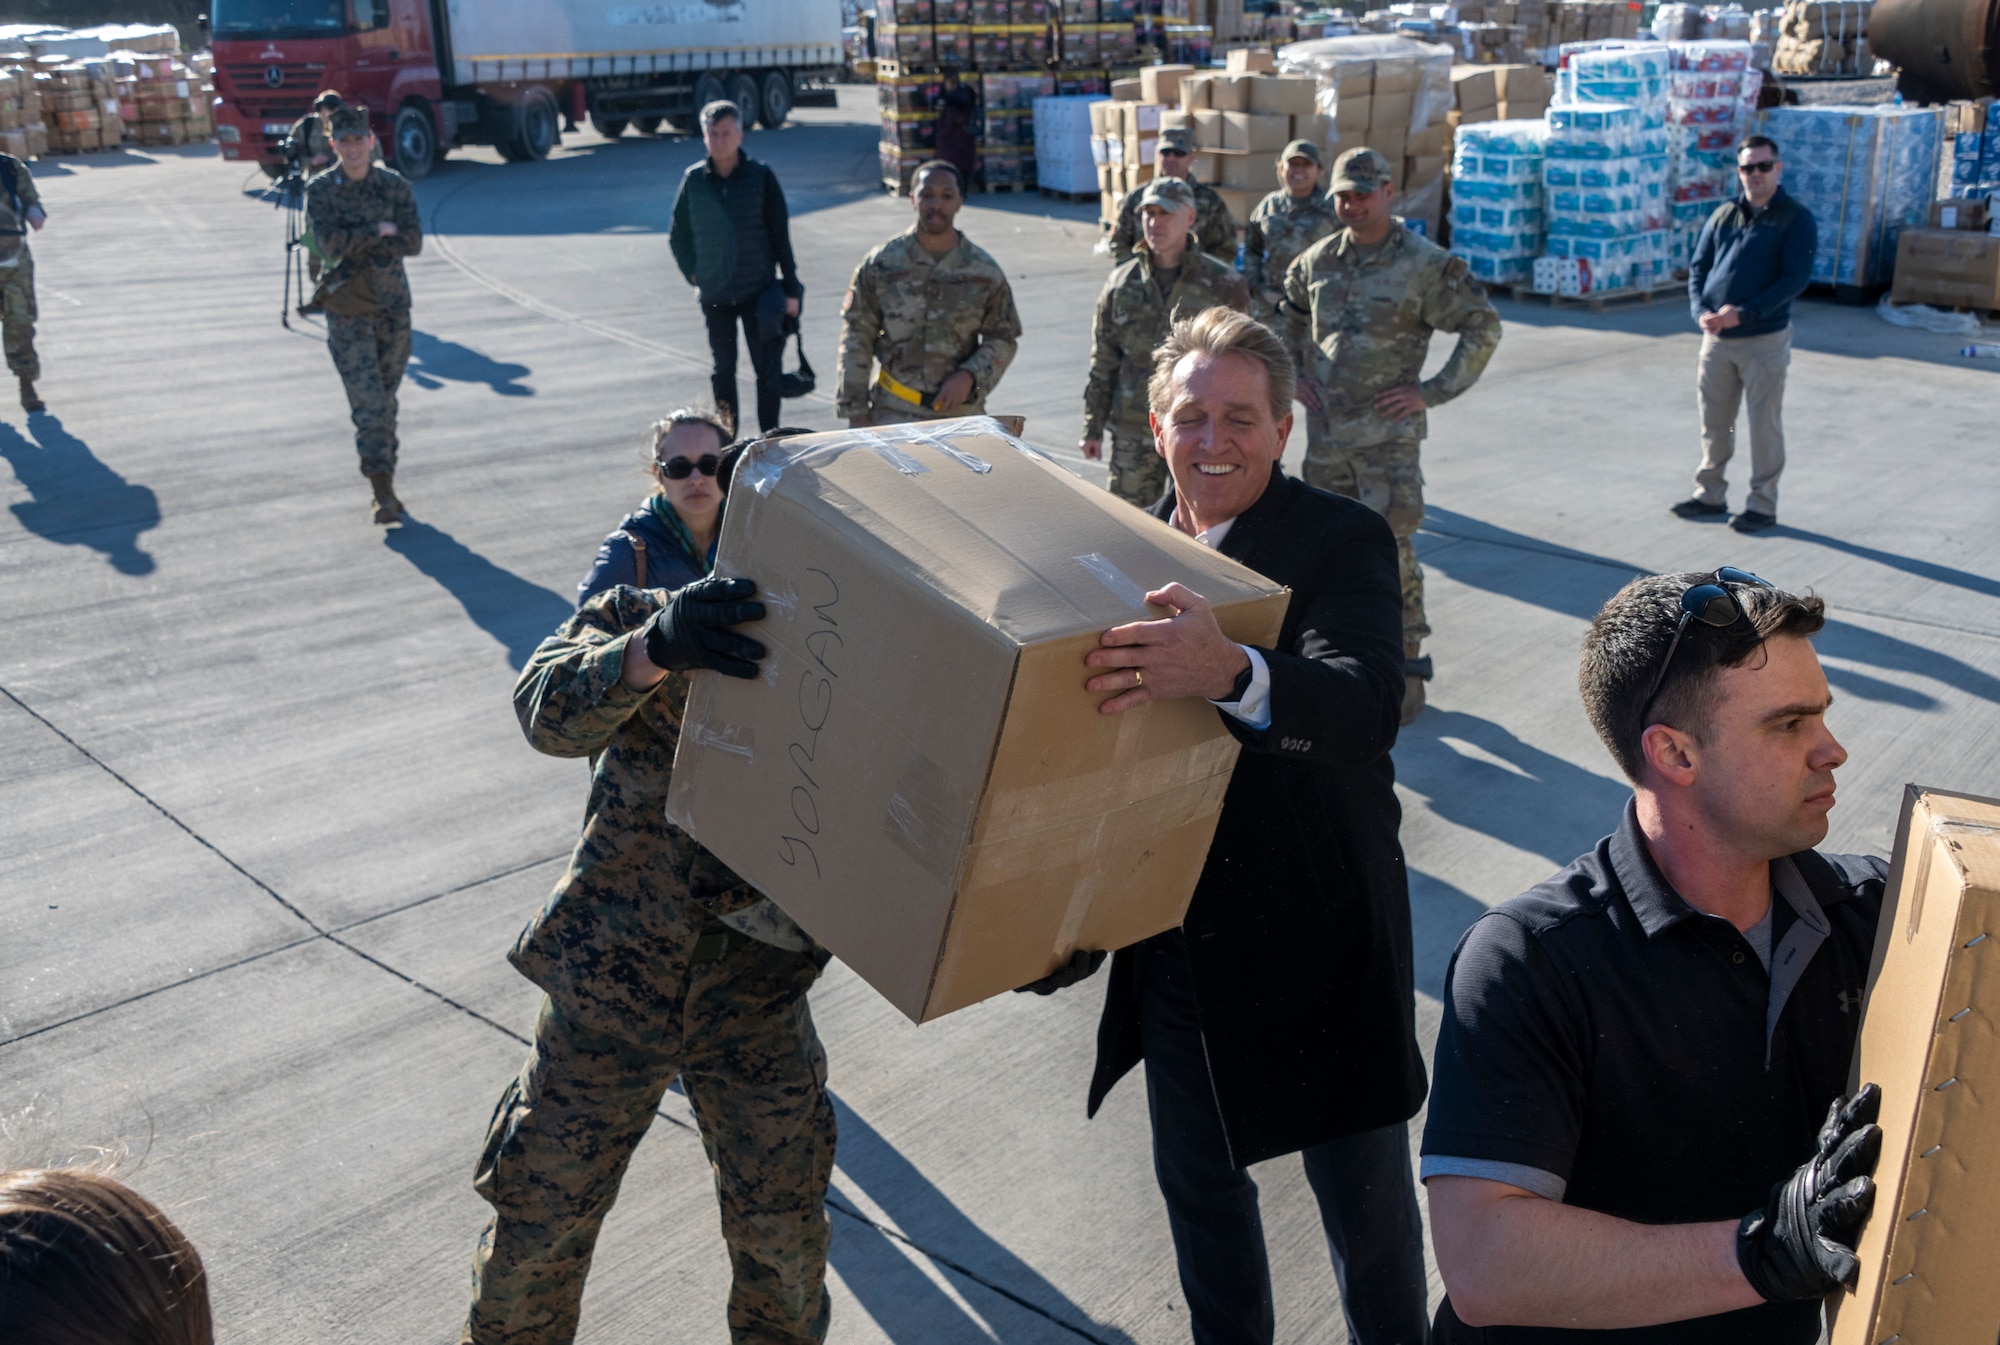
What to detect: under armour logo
<box><xmin>1837</xmin><ymin>989</ymin><xmax>1863</xmax><ymax>1015</ymax></box>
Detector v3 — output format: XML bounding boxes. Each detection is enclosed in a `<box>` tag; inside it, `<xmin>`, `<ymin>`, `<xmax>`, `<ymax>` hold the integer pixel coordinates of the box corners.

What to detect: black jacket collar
<box><xmin>1608</xmin><ymin>796</ymin><xmax>1851</xmax><ymax>939</ymax></box>
<box><xmin>1145</xmin><ymin>461</ymin><xmax>1289</xmax><ymax>562</ymax></box>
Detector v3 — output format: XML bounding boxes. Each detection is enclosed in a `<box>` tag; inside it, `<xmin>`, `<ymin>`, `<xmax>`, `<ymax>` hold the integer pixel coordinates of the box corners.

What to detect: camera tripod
<box><xmin>271</xmin><ymin>165</ymin><xmax>313</xmax><ymax>329</ymax></box>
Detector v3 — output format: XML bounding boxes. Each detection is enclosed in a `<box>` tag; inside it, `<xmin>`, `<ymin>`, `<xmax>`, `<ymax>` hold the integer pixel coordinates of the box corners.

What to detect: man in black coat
<box><xmin>1033</xmin><ymin>306</ymin><xmax>1430</xmax><ymax>1345</ymax></box>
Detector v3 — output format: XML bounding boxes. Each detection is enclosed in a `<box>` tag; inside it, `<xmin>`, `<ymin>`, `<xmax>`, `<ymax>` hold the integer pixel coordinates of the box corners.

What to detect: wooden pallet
<box><xmin>1037</xmin><ymin>185</ymin><xmax>1097</xmax><ymax>203</ymax></box>
<box><xmin>1496</xmin><ymin>281</ymin><xmax>1676</xmax><ymax>312</ymax></box>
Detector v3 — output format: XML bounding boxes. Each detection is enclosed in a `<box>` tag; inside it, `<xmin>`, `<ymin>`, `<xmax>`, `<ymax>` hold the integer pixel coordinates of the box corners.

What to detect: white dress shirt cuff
<box><xmin>1209</xmin><ymin>646</ymin><xmax>1271</xmax><ymax>730</ymax></box>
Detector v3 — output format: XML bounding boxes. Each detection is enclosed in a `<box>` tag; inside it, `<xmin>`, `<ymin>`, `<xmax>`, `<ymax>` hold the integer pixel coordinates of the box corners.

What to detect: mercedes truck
<box><xmin>210</xmin><ymin>0</ymin><xmax>842</xmax><ymax>178</ymax></box>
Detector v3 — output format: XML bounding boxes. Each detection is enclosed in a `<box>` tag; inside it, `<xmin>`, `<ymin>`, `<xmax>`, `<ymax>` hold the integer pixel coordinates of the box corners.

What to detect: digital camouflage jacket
<box><xmin>1280</xmin><ymin>220</ymin><xmax>1502</xmax><ymax>447</ymax></box>
<box><xmin>304</xmin><ymin>163</ymin><xmax>422</xmax><ymax>311</ymax></box>
<box><xmin>1243</xmin><ymin>187</ymin><xmax>1340</xmax><ymax>321</ymax></box>
<box><xmin>1083</xmin><ymin>246</ymin><xmax>1250</xmax><ymax>441</ymax></box>
<box><xmin>1109</xmin><ymin>175</ymin><xmax>1240</xmax><ymax>266</ymax></box>
<box><xmin>834</xmin><ymin>229</ymin><xmax>1022</xmax><ymax>419</ymax></box>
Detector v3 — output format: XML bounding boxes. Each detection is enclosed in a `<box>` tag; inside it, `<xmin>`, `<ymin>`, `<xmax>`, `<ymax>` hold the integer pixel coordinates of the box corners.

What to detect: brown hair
<box><xmin>0</xmin><ymin>1169</ymin><xmax>213</xmax><ymax>1345</ymax></box>
<box><xmin>646</xmin><ymin>405</ymin><xmax>733</xmax><ymax>473</ymax></box>
<box><xmin>1147</xmin><ymin>307</ymin><xmax>1297</xmax><ymax>425</ymax></box>
<box><xmin>1579</xmin><ymin>571</ymin><xmax>1826</xmax><ymax>782</ymax></box>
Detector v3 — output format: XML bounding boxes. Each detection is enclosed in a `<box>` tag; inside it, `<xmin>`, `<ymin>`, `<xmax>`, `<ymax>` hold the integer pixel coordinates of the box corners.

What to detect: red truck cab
<box><xmin>211</xmin><ymin>0</ymin><xmax>444</xmax><ymax>177</ymax></box>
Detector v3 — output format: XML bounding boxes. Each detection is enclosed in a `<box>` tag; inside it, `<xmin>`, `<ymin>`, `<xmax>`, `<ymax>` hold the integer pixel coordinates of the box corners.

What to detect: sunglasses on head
<box><xmin>1738</xmin><ymin>159</ymin><xmax>1778</xmax><ymax>173</ymax></box>
<box><xmin>1640</xmin><ymin>567</ymin><xmax>1774</xmax><ymax>721</ymax></box>
<box><xmin>658</xmin><ymin>453</ymin><xmax>720</xmax><ymax>480</ymax></box>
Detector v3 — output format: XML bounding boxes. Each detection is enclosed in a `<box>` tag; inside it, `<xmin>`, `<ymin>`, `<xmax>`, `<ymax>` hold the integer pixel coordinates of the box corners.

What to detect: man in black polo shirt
<box><xmin>1422</xmin><ymin>569</ymin><xmax>1885</xmax><ymax>1343</ymax></box>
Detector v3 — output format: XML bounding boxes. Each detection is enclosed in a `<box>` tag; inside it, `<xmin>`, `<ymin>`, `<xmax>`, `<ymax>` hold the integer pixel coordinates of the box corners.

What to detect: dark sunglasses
<box><xmin>1738</xmin><ymin>159</ymin><xmax>1778</xmax><ymax>173</ymax></box>
<box><xmin>658</xmin><ymin>454</ymin><xmax>720</xmax><ymax>480</ymax></box>
<box><xmin>1159</xmin><ymin>147</ymin><xmax>1192</xmax><ymax>158</ymax></box>
<box><xmin>1640</xmin><ymin>567</ymin><xmax>1774</xmax><ymax>721</ymax></box>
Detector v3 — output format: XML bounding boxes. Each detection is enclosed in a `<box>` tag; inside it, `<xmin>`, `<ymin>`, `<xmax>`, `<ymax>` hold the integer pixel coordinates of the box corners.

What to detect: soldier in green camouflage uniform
<box><xmin>835</xmin><ymin>159</ymin><xmax>1021</xmax><ymax>426</ymax></box>
<box><xmin>285</xmin><ymin>90</ymin><xmax>344</xmax><ymax>174</ymax></box>
<box><xmin>463</xmin><ymin>555</ymin><xmax>838</xmax><ymax>1345</ymax></box>
<box><xmin>305</xmin><ymin>105</ymin><xmax>422</xmax><ymax>525</ymax></box>
<box><xmin>1108</xmin><ymin>127</ymin><xmax>1239</xmax><ymax>265</ymax></box>
<box><xmin>0</xmin><ymin>150</ymin><xmax>48</xmax><ymax>412</ymax></box>
<box><xmin>1083</xmin><ymin>177</ymin><xmax>1250</xmax><ymax>506</ymax></box>
<box><xmin>1244</xmin><ymin>139</ymin><xmax>1342</xmax><ymax>470</ymax></box>
<box><xmin>1280</xmin><ymin>148</ymin><xmax>1502</xmax><ymax>721</ymax></box>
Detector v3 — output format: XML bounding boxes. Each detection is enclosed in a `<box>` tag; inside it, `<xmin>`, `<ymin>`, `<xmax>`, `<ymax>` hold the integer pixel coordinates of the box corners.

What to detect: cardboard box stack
<box><xmin>1772</xmin><ymin>0</ymin><xmax>1872</xmax><ymax>74</ymax></box>
<box><xmin>1278</xmin><ymin>35</ymin><xmax>1456</xmax><ymax>237</ymax></box>
<box><xmin>1538</xmin><ymin>44</ymin><xmax>1673</xmax><ymax>292</ymax></box>
<box><xmin>1944</xmin><ymin>100</ymin><xmax>2000</xmax><ymax>206</ymax></box>
<box><xmin>1665</xmin><ymin>40</ymin><xmax>1761</xmax><ymax>269</ymax></box>
<box><xmin>1890</xmin><ymin>228</ymin><xmax>2000</xmax><ymax>309</ymax></box>
<box><xmin>1176</xmin><ymin>61</ymin><xmax>1324</xmax><ymax>225</ymax></box>
<box><xmin>878</xmin><ymin>0</ymin><xmax>1061</xmax><ymax>192</ymax></box>
<box><xmin>0</xmin><ymin>63</ymin><xmax>49</xmax><ymax>159</ymax></box>
<box><xmin>38</xmin><ymin>64</ymin><xmax>107</xmax><ymax>153</ymax></box>
<box><xmin>665</xmin><ymin>417</ymin><xmax>1288</xmax><ymax>1023</ymax></box>
<box><xmin>1450</xmin><ymin>117</ymin><xmax>1546</xmax><ymax>283</ymax></box>
<box><xmin>1749</xmin><ymin>103</ymin><xmax>1940</xmax><ymax>289</ymax></box>
<box><xmin>1450</xmin><ymin>60</ymin><xmax>1549</xmax><ymax>127</ymax></box>
<box><xmin>1824</xmin><ymin>788</ymin><xmax>2000</xmax><ymax>1345</ymax></box>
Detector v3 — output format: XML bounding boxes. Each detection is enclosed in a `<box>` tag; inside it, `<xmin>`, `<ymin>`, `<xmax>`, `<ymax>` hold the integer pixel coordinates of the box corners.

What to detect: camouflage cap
<box><xmin>1137</xmin><ymin>176</ymin><xmax>1197</xmax><ymax>212</ymax></box>
<box><xmin>1157</xmin><ymin>126</ymin><xmax>1195</xmax><ymax>155</ymax></box>
<box><xmin>313</xmin><ymin>90</ymin><xmax>344</xmax><ymax>111</ymax></box>
<box><xmin>1329</xmin><ymin>146</ymin><xmax>1394</xmax><ymax>193</ymax></box>
<box><xmin>328</xmin><ymin>105</ymin><xmax>370</xmax><ymax>138</ymax></box>
<box><xmin>1281</xmin><ymin>138</ymin><xmax>1323</xmax><ymax>167</ymax></box>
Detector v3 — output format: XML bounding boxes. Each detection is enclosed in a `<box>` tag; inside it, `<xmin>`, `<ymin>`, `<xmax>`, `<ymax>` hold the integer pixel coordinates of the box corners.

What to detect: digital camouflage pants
<box><xmin>326</xmin><ymin>306</ymin><xmax>411</xmax><ymax>477</ymax></box>
<box><xmin>2</xmin><ymin>256</ymin><xmax>37</xmax><ymax>382</ymax></box>
<box><xmin>463</xmin><ymin>932</ymin><xmax>835</xmax><ymax>1345</ymax></box>
<box><xmin>1303</xmin><ymin>436</ymin><xmax>1429</xmax><ymax>647</ymax></box>
<box><xmin>1106</xmin><ymin>418</ymin><xmax>1169</xmax><ymax>508</ymax></box>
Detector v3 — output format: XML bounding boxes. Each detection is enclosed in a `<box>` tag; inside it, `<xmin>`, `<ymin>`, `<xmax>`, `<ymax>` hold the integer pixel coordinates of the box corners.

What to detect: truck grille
<box><xmin>219</xmin><ymin>61</ymin><xmax>325</xmax><ymax>119</ymax></box>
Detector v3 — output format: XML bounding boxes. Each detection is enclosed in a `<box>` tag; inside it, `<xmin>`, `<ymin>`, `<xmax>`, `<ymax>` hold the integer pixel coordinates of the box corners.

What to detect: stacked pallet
<box><xmin>0</xmin><ymin>66</ymin><xmax>49</xmax><ymax>159</ymax></box>
<box><xmin>1772</xmin><ymin>0</ymin><xmax>1872</xmax><ymax>75</ymax></box>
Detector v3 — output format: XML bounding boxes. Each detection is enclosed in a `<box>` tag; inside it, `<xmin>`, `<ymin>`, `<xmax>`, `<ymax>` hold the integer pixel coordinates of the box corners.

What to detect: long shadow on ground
<box><xmin>406</xmin><ymin>331</ymin><xmax>534</xmax><ymax>396</ymax></box>
<box><xmin>0</xmin><ymin>414</ymin><xmax>160</xmax><ymax>575</ymax></box>
<box><xmin>829</xmin><ymin>1098</ymin><xmax>1139</xmax><ymax>1345</ymax></box>
<box><xmin>383</xmin><ymin>519</ymin><xmax>572</xmax><ymax>670</ymax></box>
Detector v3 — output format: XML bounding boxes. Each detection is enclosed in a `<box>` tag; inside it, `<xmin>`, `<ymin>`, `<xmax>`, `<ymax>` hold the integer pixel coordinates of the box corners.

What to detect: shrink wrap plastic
<box><xmin>1277</xmin><ymin>34</ymin><xmax>1455</xmax><ymax>231</ymax></box>
<box><xmin>1450</xmin><ymin>119</ymin><xmax>1548</xmax><ymax>284</ymax></box>
<box><xmin>1747</xmin><ymin>104</ymin><xmax>1942</xmax><ymax>287</ymax></box>
<box><xmin>1541</xmin><ymin>45</ymin><xmax>1673</xmax><ymax>290</ymax></box>
<box><xmin>1665</xmin><ymin>40</ymin><xmax>1761</xmax><ymax>267</ymax></box>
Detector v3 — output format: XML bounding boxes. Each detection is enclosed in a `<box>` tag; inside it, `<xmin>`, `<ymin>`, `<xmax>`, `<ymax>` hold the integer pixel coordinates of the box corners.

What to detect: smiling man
<box><xmin>1034</xmin><ymin>307</ymin><xmax>1431</xmax><ymax>1344</ymax></box>
<box><xmin>1423</xmin><ymin>569</ymin><xmax>1887</xmax><ymax>1344</ymax></box>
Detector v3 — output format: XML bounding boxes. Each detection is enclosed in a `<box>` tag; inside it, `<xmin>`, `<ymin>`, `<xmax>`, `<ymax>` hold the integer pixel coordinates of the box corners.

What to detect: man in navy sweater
<box><xmin>1673</xmin><ymin>136</ymin><xmax>1816</xmax><ymax>534</ymax></box>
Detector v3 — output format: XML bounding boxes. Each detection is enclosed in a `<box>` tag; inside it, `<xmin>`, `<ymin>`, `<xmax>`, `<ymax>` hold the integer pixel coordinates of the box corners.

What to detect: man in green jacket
<box><xmin>668</xmin><ymin>101</ymin><xmax>802</xmax><ymax>434</ymax></box>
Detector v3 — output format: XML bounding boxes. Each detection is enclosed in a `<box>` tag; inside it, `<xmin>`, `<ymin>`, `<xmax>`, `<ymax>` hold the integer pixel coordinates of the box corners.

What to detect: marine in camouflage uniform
<box><xmin>305</xmin><ymin>105</ymin><xmax>422</xmax><ymax>524</ymax></box>
<box><xmin>1280</xmin><ymin>148</ymin><xmax>1502</xmax><ymax>717</ymax></box>
<box><xmin>0</xmin><ymin>152</ymin><xmax>48</xmax><ymax>412</ymax></box>
<box><xmin>1108</xmin><ymin>127</ymin><xmax>1239</xmax><ymax>266</ymax></box>
<box><xmin>1243</xmin><ymin>139</ymin><xmax>1342</xmax><ymax>466</ymax></box>
<box><xmin>835</xmin><ymin>160</ymin><xmax>1022</xmax><ymax>426</ymax></box>
<box><xmin>464</xmin><ymin>575</ymin><xmax>836</xmax><ymax>1345</ymax></box>
<box><xmin>1084</xmin><ymin>177</ymin><xmax>1250</xmax><ymax>507</ymax></box>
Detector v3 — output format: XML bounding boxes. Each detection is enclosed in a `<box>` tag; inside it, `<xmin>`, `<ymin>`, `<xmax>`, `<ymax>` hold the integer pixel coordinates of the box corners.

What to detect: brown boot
<box><xmin>366</xmin><ymin>471</ymin><xmax>405</xmax><ymax>525</ymax></box>
<box><xmin>19</xmin><ymin>376</ymin><xmax>43</xmax><ymax>413</ymax></box>
<box><xmin>1401</xmin><ymin>647</ymin><xmax>1433</xmax><ymax>726</ymax></box>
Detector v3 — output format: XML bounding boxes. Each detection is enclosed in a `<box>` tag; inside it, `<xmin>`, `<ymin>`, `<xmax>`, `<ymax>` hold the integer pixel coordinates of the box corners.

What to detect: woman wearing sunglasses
<box><xmin>461</xmin><ymin>409</ymin><xmax>839</xmax><ymax>1343</ymax></box>
<box><xmin>578</xmin><ymin>407</ymin><xmax>734</xmax><ymax>604</ymax></box>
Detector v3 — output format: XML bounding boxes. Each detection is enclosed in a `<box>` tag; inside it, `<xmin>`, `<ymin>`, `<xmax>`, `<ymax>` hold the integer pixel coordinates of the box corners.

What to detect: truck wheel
<box><xmin>693</xmin><ymin>73</ymin><xmax>727</xmax><ymax>117</ymax></box>
<box><xmin>727</xmin><ymin>74</ymin><xmax>761</xmax><ymax>126</ymax></box>
<box><xmin>634</xmin><ymin>116</ymin><xmax>661</xmax><ymax>134</ymax></box>
<box><xmin>501</xmin><ymin>86</ymin><xmax>559</xmax><ymax>162</ymax></box>
<box><xmin>757</xmin><ymin>71</ymin><xmax>792</xmax><ymax>128</ymax></box>
<box><xmin>392</xmin><ymin>102</ymin><xmax>439</xmax><ymax>178</ymax></box>
<box><xmin>593</xmin><ymin>114</ymin><xmax>629</xmax><ymax>138</ymax></box>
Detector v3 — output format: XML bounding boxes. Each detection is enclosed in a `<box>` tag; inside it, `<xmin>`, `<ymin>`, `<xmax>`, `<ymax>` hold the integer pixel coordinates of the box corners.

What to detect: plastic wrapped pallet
<box><xmin>1747</xmin><ymin>103</ymin><xmax>1942</xmax><ymax>288</ymax></box>
<box><xmin>1033</xmin><ymin>93</ymin><xmax>1106</xmax><ymax>193</ymax></box>
<box><xmin>1277</xmin><ymin>34</ymin><xmax>1455</xmax><ymax>234</ymax></box>
<box><xmin>1666</xmin><ymin>40</ymin><xmax>1760</xmax><ymax>268</ymax></box>
<box><xmin>1449</xmin><ymin>118</ymin><xmax>1547</xmax><ymax>283</ymax></box>
<box><xmin>1542</xmin><ymin>44</ymin><xmax>1674</xmax><ymax>291</ymax></box>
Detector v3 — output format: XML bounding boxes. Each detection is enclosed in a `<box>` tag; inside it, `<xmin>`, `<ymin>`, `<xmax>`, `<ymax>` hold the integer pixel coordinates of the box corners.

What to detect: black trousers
<box><xmin>702</xmin><ymin>295</ymin><xmax>782</xmax><ymax>434</ymax></box>
<box><xmin>1136</xmin><ymin>931</ymin><xmax>1431</xmax><ymax>1345</ymax></box>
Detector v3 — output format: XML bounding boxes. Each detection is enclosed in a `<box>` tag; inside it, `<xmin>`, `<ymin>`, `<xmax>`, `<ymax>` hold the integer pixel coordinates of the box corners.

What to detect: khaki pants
<box><xmin>1304</xmin><ymin>437</ymin><xmax>1429</xmax><ymax>646</ymax></box>
<box><xmin>1694</xmin><ymin>325</ymin><xmax>1790</xmax><ymax>516</ymax></box>
<box><xmin>463</xmin><ymin>934</ymin><xmax>835</xmax><ymax>1345</ymax></box>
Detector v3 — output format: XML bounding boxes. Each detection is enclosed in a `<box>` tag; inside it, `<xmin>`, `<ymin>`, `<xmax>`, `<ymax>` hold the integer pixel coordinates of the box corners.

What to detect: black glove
<box><xmin>643</xmin><ymin>576</ymin><xmax>767</xmax><ymax>679</ymax></box>
<box><xmin>1737</xmin><ymin>1082</ymin><xmax>1883</xmax><ymax>1301</ymax></box>
<box><xmin>1014</xmin><ymin>948</ymin><xmax>1107</xmax><ymax>996</ymax></box>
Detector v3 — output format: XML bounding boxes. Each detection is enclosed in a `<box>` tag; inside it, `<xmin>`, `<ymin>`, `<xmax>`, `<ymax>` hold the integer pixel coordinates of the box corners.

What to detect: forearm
<box><xmin>834</xmin><ymin>319</ymin><xmax>876</xmax><ymax>417</ymax></box>
<box><xmin>1420</xmin><ymin>317</ymin><xmax>1501</xmax><ymax>406</ymax></box>
<box><xmin>394</xmin><ymin>196</ymin><xmax>423</xmax><ymax>259</ymax></box>
<box><xmin>961</xmin><ymin>333</ymin><xmax>1016</xmax><ymax>394</ymax></box>
<box><xmin>1435</xmin><ymin>1186</ymin><xmax>1760</xmax><ymax>1330</ymax></box>
<box><xmin>514</xmin><ymin>632</ymin><xmax>656</xmax><ymax>757</ymax></box>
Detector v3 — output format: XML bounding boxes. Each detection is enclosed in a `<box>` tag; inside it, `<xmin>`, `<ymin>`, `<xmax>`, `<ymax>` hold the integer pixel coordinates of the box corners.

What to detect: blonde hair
<box><xmin>0</xmin><ymin>1168</ymin><xmax>213</xmax><ymax>1345</ymax></box>
<box><xmin>1147</xmin><ymin>307</ymin><xmax>1297</xmax><ymax>425</ymax></box>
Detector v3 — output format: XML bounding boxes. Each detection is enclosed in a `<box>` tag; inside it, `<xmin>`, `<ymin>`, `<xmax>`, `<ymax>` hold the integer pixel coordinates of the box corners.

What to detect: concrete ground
<box><xmin>2</xmin><ymin>85</ymin><xmax>1996</xmax><ymax>1344</ymax></box>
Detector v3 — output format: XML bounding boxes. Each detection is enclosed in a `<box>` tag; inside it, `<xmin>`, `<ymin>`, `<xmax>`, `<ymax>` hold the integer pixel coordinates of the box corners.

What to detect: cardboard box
<box><xmin>1216</xmin><ymin>147</ymin><xmax>1266</xmax><ymax>189</ymax></box>
<box><xmin>1140</xmin><ymin>63</ymin><xmax>1195</xmax><ymax>107</ymax></box>
<box><xmin>1494</xmin><ymin>100</ymin><xmax>1544</xmax><ymax>121</ymax></box>
<box><xmin>1408</xmin><ymin>122</ymin><xmax>1449</xmax><ymax>157</ymax></box>
<box><xmin>1089</xmin><ymin>100</ymin><xmax>1118</xmax><ymax>136</ymax></box>
<box><xmin>1293</xmin><ymin>113</ymin><xmax>1333</xmax><ymax>146</ymax></box>
<box><xmin>1371</xmin><ymin>60</ymin><xmax>1421</xmax><ymax>96</ymax></box>
<box><xmin>1223</xmin><ymin>110</ymin><xmax>1291</xmax><ymax>153</ymax></box>
<box><xmin>1180</xmin><ymin>73</ymin><xmax>1213</xmax><ymax>111</ymax></box>
<box><xmin>1826</xmin><ymin>788</ymin><xmax>2000</xmax><ymax>1345</ymax></box>
<box><xmin>666</xmin><ymin>421</ymin><xmax>1290</xmax><ymax>1023</ymax></box>
<box><xmin>1225</xmin><ymin>46</ymin><xmax>1275</xmax><ymax>73</ymax></box>
<box><xmin>1451</xmin><ymin>64</ymin><xmax>1499</xmax><ymax>110</ymax></box>
<box><xmin>1122</xmin><ymin>101</ymin><xmax>1163</xmax><ymax>136</ymax></box>
<box><xmin>1248</xmin><ymin>74</ymin><xmax>1318</xmax><ymax>118</ymax></box>
<box><xmin>1405</xmin><ymin>153</ymin><xmax>1446</xmax><ymax>187</ymax></box>
<box><xmin>1365</xmin><ymin>126</ymin><xmax>1406</xmax><ymax>164</ymax></box>
<box><xmin>1448</xmin><ymin>105</ymin><xmax>1499</xmax><ymax>127</ymax></box>
<box><xmin>1493</xmin><ymin>63</ymin><xmax>1548</xmax><ymax>103</ymax></box>
<box><xmin>1110</xmin><ymin>77</ymin><xmax>1141</xmax><ymax>101</ymax></box>
<box><xmin>1369</xmin><ymin>89</ymin><xmax>1415</xmax><ymax>134</ymax></box>
<box><xmin>1161</xmin><ymin>108</ymin><xmax>1192</xmax><ymax>131</ymax></box>
<box><xmin>1206</xmin><ymin>74</ymin><xmax>1251</xmax><ymax>113</ymax></box>
<box><xmin>1930</xmin><ymin>197</ymin><xmax>1991</xmax><ymax>231</ymax></box>
<box><xmin>1193</xmin><ymin>107</ymin><xmax>1224</xmax><ymax>148</ymax></box>
<box><xmin>1192</xmin><ymin>149</ymin><xmax>1219</xmax><ymax>181</ymax></box>
<box><xmin>1335</xmin><ymin>96</ymin><xmax>1370</xmax><ymax>132</ymax></box>
<box><xmin>1890</xmin><ymin>229</ymin><xmax>2000</xmax><ymax>309</ymax></box>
